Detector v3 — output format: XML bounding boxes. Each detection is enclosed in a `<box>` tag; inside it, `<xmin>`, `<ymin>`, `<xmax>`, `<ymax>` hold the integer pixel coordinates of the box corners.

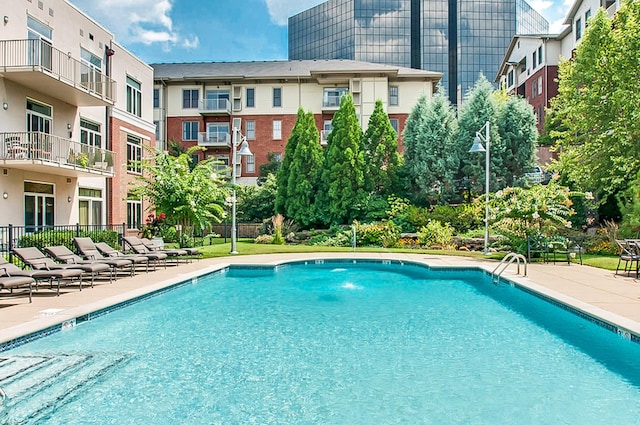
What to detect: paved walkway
<box><xmin>1</xmin><ymin>253</ymin><xmax>639</xmax><ymax>346</ymax></box>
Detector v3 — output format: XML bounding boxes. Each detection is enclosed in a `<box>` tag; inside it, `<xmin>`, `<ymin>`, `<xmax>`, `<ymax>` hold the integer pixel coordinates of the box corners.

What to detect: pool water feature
<box><xmin>2</xmin><ymin>261</ymin><xmax>640</xmax><ymax>424</ymax></box>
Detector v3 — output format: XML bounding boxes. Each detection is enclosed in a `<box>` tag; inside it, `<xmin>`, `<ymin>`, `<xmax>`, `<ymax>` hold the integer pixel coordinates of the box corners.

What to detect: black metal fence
<box><xmin>0</xmin><ymin>223</ymin><xmax>126</xmax><ymax>263</ymax></box>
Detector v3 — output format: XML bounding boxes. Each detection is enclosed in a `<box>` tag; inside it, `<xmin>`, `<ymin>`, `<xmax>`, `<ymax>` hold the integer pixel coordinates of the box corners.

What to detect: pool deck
<box><xmin>1</xmin><ymin>252</ymin><xmax>640</xmax><ymax>347</ymax></box>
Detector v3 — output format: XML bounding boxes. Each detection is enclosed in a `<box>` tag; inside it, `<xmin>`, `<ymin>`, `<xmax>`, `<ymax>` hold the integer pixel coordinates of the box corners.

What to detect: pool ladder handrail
<box><xmin>492</xmin><ymin>252</ymin><xmax>527</xmax><ymax>284</ymax></box>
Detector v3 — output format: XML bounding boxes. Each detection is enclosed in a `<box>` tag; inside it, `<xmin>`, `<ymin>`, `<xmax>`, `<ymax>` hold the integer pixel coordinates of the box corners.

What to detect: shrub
<box><xmin>18</xmin><ymin>229</ymin><xmax>119</xmax><ymax>252</ymax></box>
<box><xmin>417</xmin><ymin>220</ymin><xmax>455</xmax><ymax>249</ymax></box>
<box><xmin>429</xmin><ymin>204</ymin><xmax>483</xmax><ymax>234</ymax></box>
<box><xmin>254</xmin><ymin>234</ymin><xmax>274</xmax><ymax>244</ymax></box>
<box><xmin>354</xmin><ymin>221</ymin><xmax>400</xmax><ymax>248</ymax></box>
<box><xmin>271</xmin><ymin>214</ymin><xmax>285</xmax><ymax>245</ymax></box>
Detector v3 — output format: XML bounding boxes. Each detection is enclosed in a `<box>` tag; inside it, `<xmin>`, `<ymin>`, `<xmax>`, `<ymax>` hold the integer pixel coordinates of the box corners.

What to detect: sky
<box><xmin>70</xmin><ymin>0</ymin><xmax>574</xmax><ymax>65</ymax></box>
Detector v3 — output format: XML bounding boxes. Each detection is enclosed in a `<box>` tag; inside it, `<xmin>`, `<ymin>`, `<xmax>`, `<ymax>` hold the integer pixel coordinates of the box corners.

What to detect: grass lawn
<box><xmin>185</xmin><ymin>238</ymin><xmax>621</xmax><ymax>271</ymax></box>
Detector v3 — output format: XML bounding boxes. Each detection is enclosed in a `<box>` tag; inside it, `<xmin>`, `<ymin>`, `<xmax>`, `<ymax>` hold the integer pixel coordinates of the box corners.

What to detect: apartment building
<box><xmin>152</xmin><ymin>60</ymin><xmax>441</xmax><ymax>182</ymax></box>
<box><xmin>496</xmin><ymin>0</ymin><xmax>620</xmax><ymax>132</ymax></box>
<box><xmin>0</xmin><ymin>0</ymin><xmax>155</xmax><ymax>231</ymax></box>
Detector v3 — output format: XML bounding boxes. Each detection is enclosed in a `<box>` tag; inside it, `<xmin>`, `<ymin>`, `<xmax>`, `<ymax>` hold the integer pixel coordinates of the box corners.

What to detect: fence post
<box><xmin>75</xmin><ymin>222</ymin><xmax>80</xmax><ymax>237</ymax></box>
<box><xmin>8</xmin><ymin>224</ymin><xmax>13</xmax><ymax>263</ymax></box>
<box><xmin>121</xmin><ymin>223</ymin><xmax>126</xmax><ymax>251</ymax></box>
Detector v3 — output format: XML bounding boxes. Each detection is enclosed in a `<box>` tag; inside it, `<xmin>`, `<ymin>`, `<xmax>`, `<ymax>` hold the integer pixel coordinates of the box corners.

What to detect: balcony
<box><xmin>1</xmin><ymin>132</ymin><xmax>115</xmax><ymax>177</ymax></box>
<box><xmin>0</xmin><ymin>39</ymin><xmax>115</xmax><ymax>107</ymax></box>
<box><xmin>198</xmin><ymin>98</ymin><xmax>231</xmax><ymax>115</ymax></box>
<box><xmin>198</xmin><ymin>132</ymin><xmax>231</xmax><ymax>147</ymax></box>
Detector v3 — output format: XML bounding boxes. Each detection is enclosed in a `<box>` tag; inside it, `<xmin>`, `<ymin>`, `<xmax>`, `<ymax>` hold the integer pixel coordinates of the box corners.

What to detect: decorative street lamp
<box><xmin>230</xmin><ymin>126</ymin><xmax>252</xmax><ymax>254</ymax></box>
<box><xmin>469</xmin><ymin>120</ymin><xmax>490</xmax><ymax>254</ymax></box>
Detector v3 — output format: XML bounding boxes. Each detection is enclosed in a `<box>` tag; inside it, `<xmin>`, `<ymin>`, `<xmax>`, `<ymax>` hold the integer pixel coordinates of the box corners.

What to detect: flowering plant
<box><xmin>141</xmin><ymin>212</ymin><xmax>167</xmax><ymax>238</ymax></box>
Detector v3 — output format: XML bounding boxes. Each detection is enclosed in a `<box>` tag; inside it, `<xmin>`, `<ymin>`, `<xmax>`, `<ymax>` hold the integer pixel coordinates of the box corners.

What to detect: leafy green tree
<box><xmin>552</xmin><ymin>3</ymin><xmax>640</xmax><ymax>201</ymax></box>
<box><xmin>132</xmin><ymin>146</ymin><xmax>229</xmax><ymax>238</ymax></box>
<box><xmin>237</xmin><ymin>173</ymin><xmax>277</xmax><ymax>222</ymax></box>
<box><xmin>275</xmin><ymin>108</ymin><xmax>304</xmax><ymax>214</ymax></box>
<box><xmin>258</xmin><ymin>152</ymin><xmax>282</xmax><ymax>186</ymax></box>
<box><xmin>285</xmin><ymin>110</ymin><xmax>325</xmax><ymax>227</ymax></box>
<box><xmin>402</xmin><ymin>89</ymin><xmax>459</xmax><ymax>205</ymax></box>
<box><xmin>363</xmin><ymin>99</ymin><xmax>400</xmax><ymax>197</ymax></box>
<box><xmin>498</xmin><ymin>96</ymin><xmax>538</xmax><ymax>187</ymax></box>
<box><xmin>318</xmin><ymin>93</ymin><xmax>366</xmax><ymax>225</ymax></box>
<box><xmin>456</xmin><ymin>75</ymin><xmax>505</xmax><ymax>196</ymax></box>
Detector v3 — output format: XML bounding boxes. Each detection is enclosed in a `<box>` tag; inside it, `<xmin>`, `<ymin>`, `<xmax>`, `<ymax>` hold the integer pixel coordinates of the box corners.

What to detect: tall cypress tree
<box><xmin>498</xmin><ymin>96</ymin><xmax>538</xmax><ymax>187</ymax></box>
<box><xmin>285</xmin><ymin>111</ymin><xmax>325</xmax><ymax>227</ymax></box>
<box><xmin>275</xmin><ymin>109</ymin><xmax>304</xmax><ymax>214</ymax></box>
<box><xmin>317</xmin><ymin>94</ymin><xmax>366</xmax><ymax>225</ymax></box>
<box><xmin>363</xmin><ymin>99</ymin><xmax>400</xmax><ymax>197</ymax></box>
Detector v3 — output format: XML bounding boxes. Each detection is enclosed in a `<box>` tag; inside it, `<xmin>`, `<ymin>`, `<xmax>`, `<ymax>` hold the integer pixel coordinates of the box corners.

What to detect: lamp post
<box><xmin>230</xmin><ymin>126</ymin><xmax>252</xmax><ymax>254</ymax></box>
<box><xmin>469</xmin><ymin>120</ymin><xmax>490</xmax><ymax>254</ymax></box>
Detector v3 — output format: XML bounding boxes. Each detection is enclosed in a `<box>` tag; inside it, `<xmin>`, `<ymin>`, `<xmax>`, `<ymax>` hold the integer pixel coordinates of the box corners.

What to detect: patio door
<box><xmin>24</xmin><ymin>181</ymin><xmax>55</xmax><ymax>232</ymax></box>
<box><xmin>27</xmin><ymin>16</ymin><xmax>52</xmax><ymax>71</ymax></box>
<box><xmin>26</xmin><ymin>99</ymin><xmax>52</xmax><ymax>155</ymax></box>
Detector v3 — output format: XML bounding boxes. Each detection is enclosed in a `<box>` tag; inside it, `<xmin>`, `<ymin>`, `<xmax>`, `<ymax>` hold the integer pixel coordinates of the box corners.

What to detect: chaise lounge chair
<box><xmin>43</xmin><ymin>245</ymin><xmax>114</xmax><ymax>285</ymax></box>
<box><xmin>94</xmin><ymin>242</ymin><xmax>151</xmax><ymax>272</ymax></box>
<box><xmin>0</xmin><ymin>271</ymin><xmax>34</xmax><ymax>303</ymax></box>
<box><xmin>126</xmin><ymin>236</ymin><xmax>187</xmax><ymax>264</ymax></box>
<box><xmin>0</xmin><ymin>256</ymin><xmax>83</xmax><ymax>295</ymax></box>
<box><xmin>73</xmin><ymin>238</ymin><xmax>136</xmax><ymax>277</ymax></box>
<box><xmin>121</xmin><ymin>237</ymin><xmax>169</xmax><ymax>267</ymax></box>
<box><xmin>140</xmin><ymin>237</ymin><xmax>199</xmax><ymax>261</ymax></box>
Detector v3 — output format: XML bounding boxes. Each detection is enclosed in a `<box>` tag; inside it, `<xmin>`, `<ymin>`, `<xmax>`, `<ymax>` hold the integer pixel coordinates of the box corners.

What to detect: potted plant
<box><xmin>105</xmin><ymin>151</ymin><xmax>114</xmax><ymax>171</ymax></box>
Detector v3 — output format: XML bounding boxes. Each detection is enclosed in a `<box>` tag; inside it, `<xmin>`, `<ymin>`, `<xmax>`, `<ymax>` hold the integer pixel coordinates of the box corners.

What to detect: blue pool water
<box><xmin>2</xmin><ymin>260</ymin><xmax>640</xmax><ymax>424</ymax></box>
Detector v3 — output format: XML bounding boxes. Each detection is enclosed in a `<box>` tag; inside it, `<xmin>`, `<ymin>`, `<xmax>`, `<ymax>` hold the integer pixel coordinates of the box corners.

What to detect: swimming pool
<box><xmin>2</xmin><ymin>260</ymin><xmax>640</xmax><ymax>424</ymax></box>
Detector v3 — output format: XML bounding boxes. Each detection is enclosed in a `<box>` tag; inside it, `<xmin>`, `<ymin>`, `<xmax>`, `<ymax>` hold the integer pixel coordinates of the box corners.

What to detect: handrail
<box><xmin>492</xmin><ymin>252</ymin><xmax>527</xmax><ymax>285</ymax></box>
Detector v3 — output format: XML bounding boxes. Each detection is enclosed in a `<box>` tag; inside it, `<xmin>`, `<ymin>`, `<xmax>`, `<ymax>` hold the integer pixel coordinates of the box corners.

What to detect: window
<box><xmin>585</xmin><ymin>9</ymin><xmax>591</xmax><ymax>26</ymax></box>
<box><xmin>532</xmin><ymin>51</ymin><xmax>537</xmax><ymax>68</ymax></box>
<box><xmin>154</xmin><ymin>120</ymin><xmax>160</xmax><ymax>142</ymax></box>
<box><xmin>323</xmin><ymin>87</ymin><xmax>348</xmax><ymax>107</ymax></box>
<box><xmin>80</xmin><ymin>119</ymin><xmax>102</xmax><ymax>149</ymax></box>
<box><xmin>245</xmin><ymin>154</ymin><xmax>255</xmax><ymax>173</ymax></box>
<box><xmin>127</xmin><ymin>134</ymin><xmax>142</xmax><ymax>174</ymax></box>
<box><xmin>246</xmin><ymin>120</ymin><xmax>255</xmax><ymax>140</ymax></box>
<box><xmin>127</xmin><ymin>197</ymin><xmax>142</xmax><ymax>230</ymax></box>
<box><xmin>273</xmin><ymin>88</ymin><xmax>282</xmax><ymax>107</ymax></box>
<box><xmin>153</xmin><ymin>89</ymin><xmax>159</xmax><ymax>108</ymax></box>
<box><xmin>531</xmin><ymin>81</ymin><xmax>537</xmax><ymax>98</ymax></box>
<box><xmin>182</xmin><ymin>89</ymin><xmax>199</xmax><ymax>109</ymax></box>
<box><xmin>390</xmin><ymin>119</ymin><xmax>399</xmax><ymax>135</ymax></box>
<box><xmin>80</xmin><ymin>48</ymin><xmax>102</xmax><ymax>94</ymax></box>
<box><xmin>322</xmin><ymin>120</ymin><xmax>332</xmax><ymax>144</ymax></box>
<box><xmin>272</xmin><ymin>120</ymin><xmax>282</xmax><ymax>139</ymax></box>
<box><xmin>206</xmin><ymin>122</ymin><xmax>230</xmax><ymax>144</ymax></box>
<box><xmin>272</xmin><ymin>153</ymin><xmax>282</xmax><ymax>162</ymax></box>
<box><xmin>204</xmin><ymin>89</ymin><xmax>230</xmax><ymax>111</ymax></box>
<box><xmin>576</xmin><ymin>18</ymin><xmax>582</xmax><ymax>41</ymax></box>
<box><xmin>507</xmin><ymin>70</ymin><xmax>514</xmax><ymax>87</ymax></box>
<box><xmin>538</xmin><ymin>46</ymin><xmax>543</xmax><ymax>65</ymax></box>
<box><xmin>79</xmin><ymin>188</ymin><xmax>102</xmax><ymax>226</ymax></box>
<box><xmin>24</xmin><ymin>181</ymin><xmax>54</xmax><ymax>231</ymax></box>
<box><xmin>538</xmin><ymin>106</ymin><xmax>543</xmax><ymax>124</ymax></box>
<box><xmin>126</xmin><ymin>76</ymin><xmax>142</xmax><ymax>117</ymax></box>
<box><xmin>182</xmin><ymin>121</ymin><xmax>199</xmax><ymax>141</ymax></box>
<box><xmin>246</xmin><ymin>88</ymin><xmax>255</xmax><ymax>107</ymax></box>
<box><xmin>537</xmin><ymin>76</ymin><xmax>543</xmax><ymax>95</ymax></box>
<box><xmin>388</xmin><ymin>86</ymin><xmax>399</xmax><ymax>106</ymax></box>
<box><xmin>27</xmin><ymin>16</ymin><xmax>52</xmax><ymax>70</ymax></box>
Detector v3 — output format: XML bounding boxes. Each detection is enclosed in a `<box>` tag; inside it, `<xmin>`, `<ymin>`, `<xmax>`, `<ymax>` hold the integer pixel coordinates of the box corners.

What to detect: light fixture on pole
<box><xmin>469</xmin><ymin>120</ymin><xmax>490</xmax><ymax>254</ymax></box>
<box><xmin>230</xmin><ymin>126</ymin><xmax>252</xmax><ymax>254</ymax></box>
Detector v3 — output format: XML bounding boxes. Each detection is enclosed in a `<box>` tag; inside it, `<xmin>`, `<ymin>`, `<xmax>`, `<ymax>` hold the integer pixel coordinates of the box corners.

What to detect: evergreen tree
<box><xmin>402</xmin><ymin>89</ymin><xmax>459</xmax><ymax>205</ymax></box>
<box><xmin>318</xmin><ymin>94</ymin><xmax>366</xmax><ymax>225</ymax></box>
<box><xmin>456</xmin><ymin>75</ymin><xmax>505</xmax><ymax>197</ymax></box>
<box><xmin>275</xmin><ymin>109</ymin><xmax>304</xmax><ymax>214</ymax></box>
<box><xmin>285</xmin><ymin>111</ymin><xmax>325</xmax><ymax>227</ymax></box>
<box><xmin>362</xmin><ymin>99</ymin><xmax>400</xmax><ymax>197</ymax></box>
<box><xmin>498</xmin><ymin>96</ymin><xmax>538</xmax><ymax>187</ymax></box>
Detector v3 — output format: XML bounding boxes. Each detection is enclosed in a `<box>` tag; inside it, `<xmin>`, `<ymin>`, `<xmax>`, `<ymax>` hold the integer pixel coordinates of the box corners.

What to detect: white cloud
<box><xmin>549</xmin><ymin>17</ymin><xmax>568</xmax><ymax>34</ymax></box>
<box><xmin>263</xmin><ymin>0</ymin><xmax>325</xmax><ymax>25</ymax></box>
<box><xmin>528</xmin><ymin>0</ymin><xmax>554</xmax><ymax>13</ymax></box>
<box><xmin>71</xmin><ymin>0</ymin><xmax>194</xmax><ymax>49</ymax></box>
<box><xmin>182</xmin><ymin>36</ymin><xmax>200</xmax><ymax>49</ymax></box>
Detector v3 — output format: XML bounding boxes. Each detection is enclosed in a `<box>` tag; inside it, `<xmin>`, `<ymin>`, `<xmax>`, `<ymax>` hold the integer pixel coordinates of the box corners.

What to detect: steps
<box><xmin>0</xmin><ymin>351</ymin><xmax>133</xmax><ymax>424</ymax></box>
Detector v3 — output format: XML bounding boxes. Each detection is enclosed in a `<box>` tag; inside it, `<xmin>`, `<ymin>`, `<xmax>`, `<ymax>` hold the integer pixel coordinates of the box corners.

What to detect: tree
<box><xmin>497</xmin><ymin>96</ymin><xmax>538</xmax><ymax>187</ymax></box>
<box><xmin>257</xmin><ymin>152</ymin><xmax>282</xmax><ymax>186</ymax></box>
<box><xmin>551</xmin><ymin>3</ymin><xmax>640</xmax><ymax>201</ymax></box>
<box><xmin>456</xmin><ymin>75</ymin><xmax>505</xmax><ymax>197</ymax></box>
<box><xmin>132</xmin><ymin>146</ymin><xmax>229</xmax><ymax>239</ymax></box>
<box><xmin>237</xmin><ymin>173</ymin><xmax>277</xmax><ymax>222</ymax></box>
<box><xmin>275</xmin><ymin>108</ymin><xmax>304</xmax><ymax>214</ymax></box>
<box><xmin>402</xmin><ymin>89</ymin><xmax>459</xmax><ymax>205</ymax></box>
<box><xmin>362</xmin><ymin>99</ymin><xmax>400</xmax><ymax>197</ymax></box>
<box><xmin>285</xmin><ymin>110</ymin><xmax>325</xmax><ymax>227</ymax></box>
<box><xmin>318</xmin><ymin>93</ymin><xmax>366</xmax><ymax>225</ymax></box>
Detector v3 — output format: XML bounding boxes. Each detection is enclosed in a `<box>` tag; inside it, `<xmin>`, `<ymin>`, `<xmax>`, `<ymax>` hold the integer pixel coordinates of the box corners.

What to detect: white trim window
<box><xmin>182</xmin><ymin>121</ymin><xmax>199</xmax><ymax>141</ymax></box>
<box><xmin>389</xmin><ymin>86</ymin><xmax>399</xmax><ymax>106</ymax></box>
<box><xmin>80</xmin><ymin>119</ymin><xmax>102</xmax><ymax>148</ymax></box>
<box><xmin>127</xmin><ymin>134</ymin><xmax>142</xmax><ymax>174</ymax></box>
<box><xmin>127</xmin><ymin>197</ymin><xmax>142</xmax><ymax>230</ymax></box>
<box><xmin>126</xmin><ymin>76</ymin><xmax>142</xmax><ymax>117</ymax></box>
<box><xmin>246</xmin><ymin>120</ymin><xmax>255</xmax><ymax>140</ymax></box>
<box><xmin>272</xmin><ymin>120</ymin><xmax>282</xmax><ymax>140</ymax></box>
<box><xmin>79</xmin><ymin>187</ymin><xmax>103</xmax><ymax>226</ymax></box>
<box><xmin>245</xmin><ymin>154</ymin><xmax>255</xmax><ymax>173</ymax></box>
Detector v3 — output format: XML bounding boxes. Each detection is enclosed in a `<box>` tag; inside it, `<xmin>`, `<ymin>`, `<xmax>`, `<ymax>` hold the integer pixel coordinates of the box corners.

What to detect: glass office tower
<box><xmin>288</xmin><ymin>0</ymin><xmax>548</xmax><ymax>105</ymax></box>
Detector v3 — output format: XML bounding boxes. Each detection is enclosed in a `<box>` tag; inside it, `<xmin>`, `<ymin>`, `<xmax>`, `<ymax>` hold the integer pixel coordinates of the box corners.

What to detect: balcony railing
<box><xmin>1</xmin><ymin>131</ymin><xmax>115</xmax><ymax>174</ymax></box>
<box><xmin>198</xmin><ymin>98</ymin><xmax>231</xmax><ymax>114</ymax></box>
<box><xmin>0</xmin><ymin>39</ymin><xmax>115</xmax><ymax>104</ymax></box>
<box><xmin>198</xmin><ymin>132</ymin><xmax>230</xmax><ymax>147</ymax></box>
